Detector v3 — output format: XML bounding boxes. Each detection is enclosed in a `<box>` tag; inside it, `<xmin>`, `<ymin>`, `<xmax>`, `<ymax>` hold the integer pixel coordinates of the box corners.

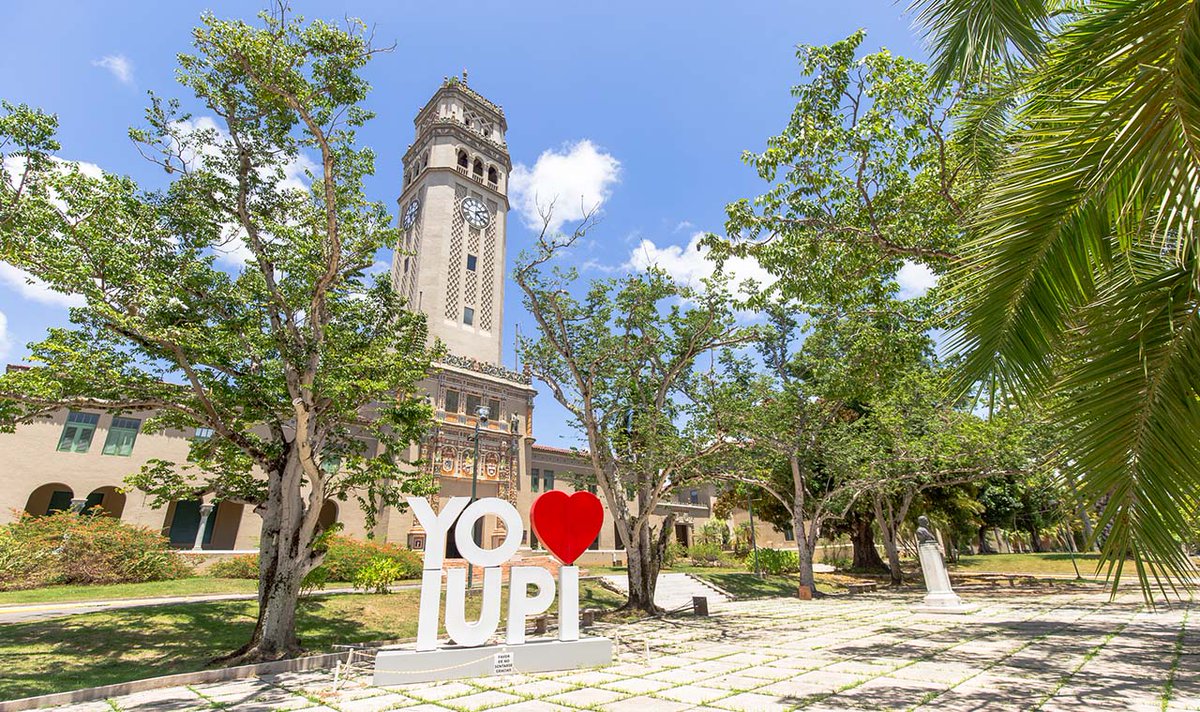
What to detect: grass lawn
<box><xmin>0</xmin><ymin>580</ymin><xmax>624</xmax><ymax>701</ymax></box>
<box><xmin>693</xmin><ymin>571</ymin><xmax>851</xmax><ymax>598</ymax></box>
<box><xmin>0</xmin><ymin>578</ymin><xmax>268</xmax><ymax>606</ymax></box>
<box><xmin>950</xmin><ymin>552</ymin><xmax>1105</xmax><ymax>578</ymax></box>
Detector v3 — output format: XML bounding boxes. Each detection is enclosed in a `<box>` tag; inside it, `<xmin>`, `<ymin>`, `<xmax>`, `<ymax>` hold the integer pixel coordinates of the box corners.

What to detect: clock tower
<box><xmin>393</xmin><ymin>74</ymin><xmax>510</xmax><ymax>366</ymax></box>
<box><xmin>390</xmin><ymin>76</ymin><xmax>535</xmax><ymax>555</ymax></box>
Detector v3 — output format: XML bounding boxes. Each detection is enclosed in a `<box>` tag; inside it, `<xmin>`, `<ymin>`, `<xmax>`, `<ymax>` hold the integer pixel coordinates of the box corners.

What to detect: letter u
<box><xmin>444</xmin><ymin>567</ymin><xmax>502</xmax><ymax>647</ymax></box>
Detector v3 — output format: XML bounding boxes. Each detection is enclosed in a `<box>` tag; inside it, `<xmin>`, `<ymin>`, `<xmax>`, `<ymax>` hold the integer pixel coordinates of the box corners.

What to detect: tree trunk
<box><xmin>850</xmin><ymin>515</ymin><xmax>888</xmax><ymax>572</ymax></box>
<box><xmin>623</xmin><ymin>513</ymin><xmax>672</xmax><ymax>614</ymax></box>
<box><xmin>1028</xmin><ymin>526</ymin><xmax>1044</xmax><ymax>553</ymax></box>
<box><xmin>873</xmin><ymin>495</ymin><xmax>904</xmax><ymax>586</ymax></box>
<box><xmin>215</xmin><ymin>457</ymin><xmax>317</xmax><ymax>665</ymax></box>
<box><xmin>977</xmin><ymin>524</ymin><xmax>994</xmax><ymax>554</ymax></box>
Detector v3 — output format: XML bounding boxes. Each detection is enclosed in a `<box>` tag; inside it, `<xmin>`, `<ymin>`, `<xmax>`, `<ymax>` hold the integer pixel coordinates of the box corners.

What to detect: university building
<box><xmin>0</xmin><ymin>77</ymin><xmax>788</xmax><ymax>564</ymax></box>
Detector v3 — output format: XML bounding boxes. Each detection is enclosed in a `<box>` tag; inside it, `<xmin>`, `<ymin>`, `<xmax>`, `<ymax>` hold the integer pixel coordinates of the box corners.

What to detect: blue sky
<box><xmin>0</xmin><ymin>1</ymin><xmax>931</xmax><ymax>447</ymax></box>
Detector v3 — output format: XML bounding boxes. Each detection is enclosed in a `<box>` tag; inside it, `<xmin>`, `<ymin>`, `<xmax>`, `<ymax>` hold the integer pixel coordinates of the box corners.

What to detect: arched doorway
<box><xmin>24</xmin><ymin>483</ymin><xmax>74</xmax><ymax>516</ymax></box>
<box><xmin>164</xmin><ymin>500</ymin><xmax>244</xmax><ymax>549</ymax></box>
<box><xmin>82</xmin><ymin>486</ymin><xmax>126</xmax><ymax>518</ymax></box>
<box><xmin>317</xmin><ymin>500</ymin><xmax>338</xmax><ymax>533</ymax></box>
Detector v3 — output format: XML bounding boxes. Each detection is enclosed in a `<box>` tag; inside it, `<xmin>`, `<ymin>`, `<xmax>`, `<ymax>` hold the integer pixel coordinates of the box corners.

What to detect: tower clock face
<box><xmin>402</xmin><ymin>199</ymin><xmax>421</xmax><ymax>228</ymax></box>
<box><xmin>461</xmin><ymin>197</ymin><xmax>491</xmax><ymax>228</ymax></box>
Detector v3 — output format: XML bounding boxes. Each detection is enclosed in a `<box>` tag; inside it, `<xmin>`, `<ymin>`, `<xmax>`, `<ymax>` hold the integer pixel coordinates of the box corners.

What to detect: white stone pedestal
<box><xmin>372</xmin><ymin>637</ymin><xmax>613</xmax><ymax>685</ymax></box>
<box><xmin>914</xmin><ymin>541</ymin><xmax>976</xmax><ymax>614</ymax></box>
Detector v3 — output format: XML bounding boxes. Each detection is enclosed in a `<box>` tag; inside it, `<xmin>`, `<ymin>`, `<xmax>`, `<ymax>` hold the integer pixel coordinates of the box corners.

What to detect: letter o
<box><xmin>454</xmin><ymin>498</ymin><xmax>523</xmax><ymax>568</ymax></box>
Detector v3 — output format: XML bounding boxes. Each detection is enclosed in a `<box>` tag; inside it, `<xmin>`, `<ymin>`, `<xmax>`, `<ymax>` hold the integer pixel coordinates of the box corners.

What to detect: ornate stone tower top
<box><xmin>393</xmin><ymin>77</ymin><xmax>511</xmax><ymax>366</ymax></box>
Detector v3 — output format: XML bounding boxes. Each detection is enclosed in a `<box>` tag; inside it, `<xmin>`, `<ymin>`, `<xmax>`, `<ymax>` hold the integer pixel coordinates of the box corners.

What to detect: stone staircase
<box><xmin>600</xmin><ymin>572</ymin><xmax>731</xmax><ymax>611</ymax></box>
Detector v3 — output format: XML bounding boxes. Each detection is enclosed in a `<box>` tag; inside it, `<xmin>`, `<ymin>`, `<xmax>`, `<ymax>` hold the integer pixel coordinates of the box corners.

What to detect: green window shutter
<box><xmin>46</xmin><ymin>490</ymin><xmax>74</xmax><ymax>513</ymax></box>
<box><xmin>102</xmin><ymin>417</ymin><xmax>141</xmax><ymax>456</ymax></box>
<box><xmin>57</xmin><ymin>412</ymin><xmax>99</xmax><ymax>453</ymax></box>
<box><xmin>531</xmin><ymin>468</ymin><xmax>540</xmax><ymax>492</ymax></box>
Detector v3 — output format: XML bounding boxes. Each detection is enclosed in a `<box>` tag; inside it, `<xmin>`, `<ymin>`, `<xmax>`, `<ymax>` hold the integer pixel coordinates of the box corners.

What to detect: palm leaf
<box><xmin>910</xmin><ymin>0</ymin><xmax>1052</xmax><ymax>85</ymax></box>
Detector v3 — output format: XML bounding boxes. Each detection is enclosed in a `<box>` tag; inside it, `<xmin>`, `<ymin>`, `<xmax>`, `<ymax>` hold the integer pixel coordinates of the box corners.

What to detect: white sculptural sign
<box><xmin>407</xmin><ymin>496</ymin><xmax>579</xmax><ymax>650</ymax></box>
<box><xmin>372</xmin><ymin>492</ymin><xmax>612</xmax><ymax>684</ymax></box>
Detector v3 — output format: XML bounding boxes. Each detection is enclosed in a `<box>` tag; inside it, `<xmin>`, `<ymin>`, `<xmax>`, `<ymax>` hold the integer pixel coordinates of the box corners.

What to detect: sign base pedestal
<box><xmin>372</xmin><ymin>637</ymin><xmax>613</xmax><ymax>685</ymax></box>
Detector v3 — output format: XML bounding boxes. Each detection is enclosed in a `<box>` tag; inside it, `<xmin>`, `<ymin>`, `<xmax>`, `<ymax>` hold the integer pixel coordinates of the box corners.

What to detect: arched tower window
<box><xmin>457</xmin><ymin>149</ymin><xmax>469</xmax><ymax>169</ymax></box>
<box><xmin>487</xmin><ymin>166</ymin><xmax>498</xmax><ymax>186</ymax></box>
<box><xmin>472</xmin><ymin>158</ymin><xmax>483</xmax><ymax>177</ymax></box>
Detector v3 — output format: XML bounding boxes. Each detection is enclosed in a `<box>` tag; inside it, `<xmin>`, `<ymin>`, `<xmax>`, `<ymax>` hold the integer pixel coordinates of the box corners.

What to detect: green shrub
<box><xmin>319</xmin><ymin>535</ymin><xmax>422</xmax><ymax>582</ymax></box>
<box><xmin>663</xmin><ymin>540</ymin><xmax>685</xmax><ymax>568</ymax></box>
<box><xmin>687</xmin><ymin>541</ymin><xmax>724</xmax><ymax>566</ymax></box>
<box><xmin>207</xmin><ymin>535</ymin><xmax>422</xmax><ymax>587</ymax></box>
<box><xmin>352</xmin><ymin>556</ymin><xmax>406</xmax><ymax>594</ymax></box>
<box><xmin>208</xmin><ymin>554</ymin><xmax>259</xmax><ymax>579</ymax></box>
<box><xmin>0</xmin><ymin>511</ymin><xmax>192</xmax><ymax>590</ymax></box>
<box><xmin>745</xmin><ymin>547</ymin><xmax>800</xmax><ymax>575</ymax></box>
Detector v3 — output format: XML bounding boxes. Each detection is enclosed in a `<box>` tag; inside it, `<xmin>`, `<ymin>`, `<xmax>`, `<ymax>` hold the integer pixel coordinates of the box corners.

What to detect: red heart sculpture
<box><xmin>529</xmin><ymin>490</ymin><xmax>604</xmax><ymax>566</ymax></box>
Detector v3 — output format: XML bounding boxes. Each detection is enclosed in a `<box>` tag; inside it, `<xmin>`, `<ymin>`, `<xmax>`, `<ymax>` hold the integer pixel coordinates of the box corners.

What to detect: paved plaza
<box><xmin>50</xmin><ymin>587</ymin><xmax>1197</xmax><ymax>711</ymax></box>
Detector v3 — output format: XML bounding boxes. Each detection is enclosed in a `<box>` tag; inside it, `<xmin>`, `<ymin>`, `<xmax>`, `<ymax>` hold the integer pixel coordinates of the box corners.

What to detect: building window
<box><xmin>472</xmin><ymin>158</ymin><xmax>483</xmax><ymax>177</ymax></box>
<box><xmin>531</xmin><ymin>468</ymin><xmax>540</xmax><ymax>493</ymax></box>
<box><xmin>463</xmin><ymin>306</ymin><xmax>475</xmax><ymax>326</ymax></box>
<box><xmin>783</xmin><ymin>524</ymin><xmax>795</xmax><ymax>542</ymax></box>
<box><xmin>689</xmin><ymin>489</ymin><xmax>700</xmax><ymax>505</ymax></box>
<box><xmin>542</xmin><ymin>469</ymin><xmax>555</xmax><ymax>491</ymax></box>
<box><xmin>457</xmin><ymin>150</ymin><xmax>469</xmax><ymax>169</ymax></box>
<box><xmin>444</xmin><ymin>389</ymin><xmax>460</xmax><ymax>413</ymax></box>
<box><xmin>194</xmin><ymin>427</ymin><xmax>214</xmax><ymax>440</ymax></box>
<box><xmin>487</xmin><ymin>166</ymin><xmax>498</xmax><ymax>185</ymax></box>
<box><xmin>57</xmin><ymin>411</ymin><xmax>100</xmax><ymax>453</ymax></box>
<box><xmin>466</xmin><ymin>394</ymin><xmax>482</xmax><ymax>417</ymax></box>
<box><xmin>102</xmin><ymin>417</ymin><xmax>141</xmax><ymax>456</ymax></box>
<box><xmin>488</xmin><ymin>399</ymin><xmax>501</xmax><ymax>421</ymax></box>
<box><xmin>466</xmin><ymin>254</ymin><xmax>477</xmax><ymax>271</ymax></box>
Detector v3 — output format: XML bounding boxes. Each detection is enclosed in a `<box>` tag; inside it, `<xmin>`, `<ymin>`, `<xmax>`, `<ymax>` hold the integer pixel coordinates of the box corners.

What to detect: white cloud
<box><xmin>895</xmin><ymin>260</ymin><xmax>938</xmax><ymax>299</ymax></box>
<box><xmin>92</xmin><ymin>54</ymin><xmax>134</xmax><ymax>85</ymax></box>
<box><xmin>0</xmin><ymin>263</ymin><xmax>86</xmax><ymax>308</ymax></box>
<box><xmin>509</xmin><ymin>140</ymin><xmax>620</xmax><ymax>232</ymax></box>
<box><xmin>0</xmin><ymin>310</ymin><xmax>9</xmax><ymax>364</ymax></box>
<box><xmin>627</xmin><ymin>232</ymin><xmax>776</xmax><ymax>298</ymax></box>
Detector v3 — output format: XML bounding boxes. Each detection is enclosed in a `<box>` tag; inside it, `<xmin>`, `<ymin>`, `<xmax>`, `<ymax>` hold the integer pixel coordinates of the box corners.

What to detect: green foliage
<box><xmin>696</xmin><ymin>520</ymin><xmax>731</xmax><ymax>549</ymax></box>
<box><xmin>352</xmin><ymin>556</ymin><xmax>406</xmax><ymax>594</ymax></box>
<box><xmin>916</xmin><ymin>0</ymin><xmax>1200</xmax><ymax>593</ymax></box>
<box><xmin>0</xmin><ymin>7</ymin><xmax>439</xmax><ymax>657</ymax></box>
<box><xmin>208</xmin><ymin>555</ymin><xmax>259</xmax><ymax>579</ymax></box>
<box><xmin>746</xmin><ymin>548</ymin><xmax>800</xmax><ymax>576</ymax></box>
<box><xmin>0</xmin><ymin>512</ymin><xmax>191</xmax><ymax>590</ymax></box>
<box><xmin>705</xmin><ymin>30</ymin><xmax>977</xmax><ymax>310</ymax></box>
<box><xmin>319</xmin><ymin>535</ymin><xmax>421</xmax><ymax>582</ymax></box>
<box><xmin>207</xmin><ymin>535</ymin><xmax>421</xmax><ymax>585</ymax></box>
<box><xmin>686</xmin><ymin>542</ymin><xmax>725</xmax><ymax>566</ymax></box>
<box><xmin>514</xmin><ymin>225</ymin><xmax>755</xmax><ymax>610</ymax></box>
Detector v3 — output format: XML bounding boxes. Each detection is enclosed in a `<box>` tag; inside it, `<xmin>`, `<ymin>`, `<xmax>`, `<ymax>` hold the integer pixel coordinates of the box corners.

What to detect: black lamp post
<box><xmin>748</xmin><ymin>493</ymin><xmax>762</xmax><ymax>579</ymax></box>
<box><xmin>467</xmin><ymin>404</ymin><xmax>489</xmax><ymax>589</ymax></box>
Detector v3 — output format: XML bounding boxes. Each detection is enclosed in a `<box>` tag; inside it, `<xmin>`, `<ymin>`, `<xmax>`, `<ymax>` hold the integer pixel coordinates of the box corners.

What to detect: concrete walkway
<box><xmin>41</xmin><ymin>587</ymin><xmax>1198</xmax><ymax>711</ymax></box>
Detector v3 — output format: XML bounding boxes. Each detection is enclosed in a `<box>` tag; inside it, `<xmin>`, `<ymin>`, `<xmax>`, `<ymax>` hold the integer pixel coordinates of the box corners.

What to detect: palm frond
<box><xmin>1058</xmin><ymin>254</ymin><xmax>1200</xmax><ymax>598</ymax></box>
<box><xmin>910</xmin><ymin>0</ymin><xmax>1052</xmax><ymax>86</ymax></box>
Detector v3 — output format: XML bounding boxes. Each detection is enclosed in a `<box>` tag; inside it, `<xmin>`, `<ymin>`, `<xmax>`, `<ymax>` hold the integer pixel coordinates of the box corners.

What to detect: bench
<box><xmin>847</xmin><ymin>582</ymin><xmax>878</xmax><ymax>595</ymax></box>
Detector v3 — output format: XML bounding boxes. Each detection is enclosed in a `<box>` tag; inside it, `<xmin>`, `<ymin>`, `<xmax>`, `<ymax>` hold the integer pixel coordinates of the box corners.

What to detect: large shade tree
<box><xmin>514</xmin><ymin>211</ymin><xmax>754</xmax><ymax>614</ymax></box>
<box><xmin>0</xmin><ymin>9</ymin><xmax>435</xmax><ymax>662</ymax></box>
<box><xmin>911</xmin><ymin>0</ymin><xmax>1200</xmax><ymax>592</ymax></box>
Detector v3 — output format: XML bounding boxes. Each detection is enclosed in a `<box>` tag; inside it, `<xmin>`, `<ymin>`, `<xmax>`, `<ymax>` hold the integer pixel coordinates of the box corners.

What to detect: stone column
<box><xmin>193</xmin><ymin>502</ymin><xmax>215</xmax><ymax>551</ymax></box>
